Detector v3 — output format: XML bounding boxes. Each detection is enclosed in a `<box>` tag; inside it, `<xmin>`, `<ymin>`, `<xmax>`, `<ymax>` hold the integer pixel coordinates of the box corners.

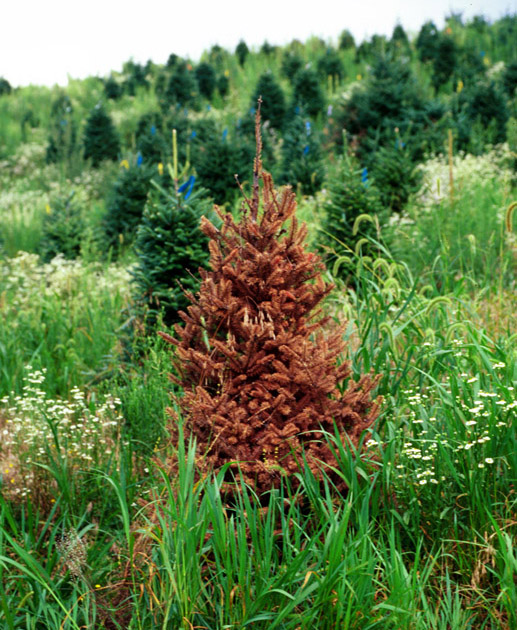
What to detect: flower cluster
<box><xmin>0</xmin><ymin>252</ymin><xmax>132</xmax><ymax>314</ymax></box>
<box><xmin>367</xmin><ymin>338</ymin><xmax>515</xmax><ymax>495</ymax></box>
<box><xmin>0</xmin><ymin>366</ymin><xmax>123</xmax><ymax>503</ymax></box>
<box><xmin>415</xmin><ymin>145</ymin><xmax>513</xmax><ymax>209</ymax></box>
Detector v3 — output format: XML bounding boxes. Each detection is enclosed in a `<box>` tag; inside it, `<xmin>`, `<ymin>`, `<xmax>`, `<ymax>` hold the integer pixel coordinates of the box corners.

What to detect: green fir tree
<box><xmin>40</xmin><ymin>191</ymin><xmax>85</xmax><ymax>262</ymax></box>
<box><xmin>135</xmin><ymin>111</ymin><xmax>168</xmax><ymax>164</ymax></box>
<box><xmin>431</xmin><ymin>34</ymin><xmax>459</xmax><ymax>91</ymax></box>
<box><xmin>415</xmin><ymin>21</ymin><xmax>440</xmax><ymax>62</ymax></box>
<box><xmin>195</xmin><ymin>127</ymin><xmax>253</xmax><ymax>205</ymax></box>
<box><xmin>338</xmin><ymin>30</ymin><xmax>355</xmax><ymax>50</ymax></box>
<box><xmin>165</xmin><ymin>62</ymin><xmax>198</xmax><ymax>109</ymax></box>
<box><xmin>280</xmin><ymin>51</ymin><xmax>305</xmax><ymax>82</ymax></box>
<box><xmin>104</xmin><ymin>75</ymin><xmax>122</xmax><ymax>100</ymax></box>
<box><xmin>132</xmin><ymin>178</ymin><xmax>215</xmax><ymax>326</ymax></box>
<box><xmin>291</xmin><ymin>68</ymin><xmax>325</xmax><ymax>117</ymax></box>
<box><xmin>317</xmin><ymin>48</ymin><xmax>345</xmax><ymax>81</ymax></box>
<box><xmin>318</xmin><ymin>151</ymin><xmax>386</xmax><ymax>277</ymax></box>
<box><xmin>370</xmin><ymin>140</ymin><xmax>422</xmax><ymax>213</ymax></box>
<box><xmin>46</xmin><ymin>93</ymin><xmax>77</xmax><ymax>164</ymax></box>
<box><xmin>279</xmin><ymin>114</ymin><xmax>325</xmax><ymax>195</ymax></box>
<box><xmin>195</xmin><ymin>62</ymin><xmax>217</xmax><ymax>100</ymax></box>
<box><xmin>104</xmin><ymin>161</ymin><xmax>156</xmax><ymax>250</ymax></box>
<box><xmin>83</xmin><ymin>104</ymin><xmax>120</xmax><ymax>167</ymax></box>
<box><xmin>235</xmin><ymin>40</ymin><xmax>249</xmax><ymax>66</ymax></box>
<box><xmin>0</xmin><ymin>77</ymin><xmax>12</xmax><ymax>96</ymax></box>
<box><xmin>252</xmin><ymin>72</ymin><xmax>286</xmax><ymax>130</ymax></box>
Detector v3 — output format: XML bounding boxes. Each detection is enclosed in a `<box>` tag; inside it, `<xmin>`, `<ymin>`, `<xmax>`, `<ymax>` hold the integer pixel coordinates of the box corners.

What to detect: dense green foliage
<box><xmin>279</xmin><ymin>115</ymin><xmax>324</xmax><ymax>194</ymax></box>
<box><xmin>370</xmin><ymin>141</ymin><xmax>423</xmax><ymax>213</ymax></box>
<box><xmin>195</xmin><ymin>126</ymin><xmax>253</xmax><ymax>205</ymax></box>
<box><xmin>252</xmin><ymin>72</ymin><xmax>286</xmax><ymax>129</ymax></box>
<box><xmin>164</xmin><ymin>61</ymin><xmax>198</xmax><ymax>109</ymax></box>
<box><xmin>195</xmin><ymin>62</ymin><xmax>217</xmax><ymax>100</ymax></box>
<box><xmin>291</xmin><ymin>67</ymin><xmax>325</xmax><ymax>117</ymax></box>
<box><xmin>318</xmin><ymin>151</ymin><xmax>386</xmax><ymax>276</ymax></box>
<box><xmin>235</xmin><ymin>40</ymin><xmax>249</xmax><ymax>66</ymax></box>
<box><xmin>39</xmin><ymin>191</ymin><xmax>85</xmax><ymax>262</ymax></box>
<box><xmin>103</xmin><ymin>161</ymin><xmax>155</xmax><ymax>250</ymax></box>
<box><xmin>83</xmin><ymin>104</ymin><xmax>120</xmax><ymax>167</ymax></box>
<box><xmin>132</xmin><ymin>180</ymin><xmax>213</xmax><ymax>326</ymax></box>
<box><xmin>454</xmin><ymin>80</ymin><xmax>510</xmax><ymax>151</ymax></box>
<box><xmin>46</xmin><ymin>92</ymin><xmax>77</xmax><ymax>164</ymax></box>
<box><xmin>0</xmin><ymin>76</ymin><xmax>12</xmax><ymax>95</ymax></box>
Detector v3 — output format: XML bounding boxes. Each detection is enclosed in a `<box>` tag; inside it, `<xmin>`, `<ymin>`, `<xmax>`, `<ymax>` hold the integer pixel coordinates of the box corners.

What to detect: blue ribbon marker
<box><xmin>179</xmin><ymin>175</ymin><xmax>196</xmax><ymax>200</ymax></box>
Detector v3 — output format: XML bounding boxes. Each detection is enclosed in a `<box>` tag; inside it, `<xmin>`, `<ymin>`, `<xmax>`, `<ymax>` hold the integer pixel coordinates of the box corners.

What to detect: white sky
<box><xmin>2</xmin><ymin>0</ymin><xmax>516</xmax><ymax>87</ymax></box>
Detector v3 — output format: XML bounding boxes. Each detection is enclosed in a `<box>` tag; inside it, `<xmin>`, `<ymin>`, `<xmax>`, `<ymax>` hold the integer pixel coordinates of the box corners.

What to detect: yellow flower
<box><xmin>45</xmin><ymin>203</ymin><xmax>52</xmax><ymax>215</ymax></box>
<box><xmin>157</xmin><ymin>162</ymin><xmax>164</xmax><ymax>176</ymax></box>
<box><xmin>224</xmin><ymin>69</ymin><xmax>230</xmax><ymax>77</ymax></box>
<box><xmin>356</xmin><ymin>74</ymin><xmax>362</xmax><ymax>81</ymax></box>
<box><xmin>457</xmin><ymin>79</ymin><xmax>464</xmax><ymax>93</ymax></box>
<box><xmin>120</xmin><ymin>159</ymin><xmax>130</xmax><ymax>170</ymax></box>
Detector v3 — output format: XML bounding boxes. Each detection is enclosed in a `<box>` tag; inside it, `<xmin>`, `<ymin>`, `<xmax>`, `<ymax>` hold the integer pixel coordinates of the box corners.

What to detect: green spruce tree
<box><xmin>164</xmin><ymin>61</ymin><xmax>198</xmax><ymax>109</ymax></box>
<box><xmin>104</xmin><ymin>160</ymin><xmax>156</xmax><ymax>251</ymax></box>
<box><xmin>252</xmin><ymin>72</ymin><xmax>286</xmax><ymax>129</ymax></box>
<box><xmin>317</xmin><ymin>48</ymin><xmax>345</xmax><ymax>81</ymax></box>
<box><xmin>415</xmin><ymin>21</ymin><xmax>440</xmax><ymax>62</ymax></box>
<box><xmin>104</xmin><ymin>75</ymin><xmax>122</xmax><ymax>100</ymax></box>
<box><xmin>318</xmin><ymin>150</ymin><xmax>386</xmax><ymax>277</ymax></box>
<box><xmin>280</xmin><ymin>51</ymin><xmax>305</xmax><ymax>82</ymax></box>
<box><xmin>0</xmin><ymin>77</ymin><xmax>12</xmax><ymax>96</ymax></box>
<box><xmin>338</xmin><ymin>30</ymin><xmax>355</xmax><ymax>50</ymax></box>
<box><xmin>40</xmin><ymin>191</ymin><xmax>85</xmax><ymax>262</ymax></box>
<box><xmin>195</xmin><ymin>62</ymin><xmax>217</xmax><ymax>100</ymax></box>
<box><xmin>46</xmin><ymin>93</ymin><xmax>77</xmax><ymax>164</ymax></box>
<box><xmin>370</xmin><ymin>140</ymin><xmax>422</xmax><ymax>213</ymax></box>
<box><xmin>132</xmin><ymin>178</ymin><xmax>214</xmax><ymax>327</ymax></box>
<box><xmin>291</xmin><ymin>67</ymin><xmax>325</xmax><ymax>117</ymax></box>
<box><xmin>235</xmin><ymin>40</ymin><xmax>249</xmax><ymax>66</ymax></box>
<box><xmin>279</xmin><ymin>114</ymin><xmax>325</xmax><ymax>195</ymax></box>
<box><xmin>83</xmin><ymin>104</ymin><xmax>120</xmax><ymax>167</ymax></box>
<box><xmin>389</xmin><ymin>24</ymin><xmax>411</xmax><ymax>56</ymax></box>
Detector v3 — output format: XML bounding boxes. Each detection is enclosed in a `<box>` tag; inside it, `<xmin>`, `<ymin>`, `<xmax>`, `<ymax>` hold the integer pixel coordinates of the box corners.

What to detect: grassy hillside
<box><xmin>0</xmin><ymin>13</ymin><xmax>516</xmax><ymax>629</ymax></box>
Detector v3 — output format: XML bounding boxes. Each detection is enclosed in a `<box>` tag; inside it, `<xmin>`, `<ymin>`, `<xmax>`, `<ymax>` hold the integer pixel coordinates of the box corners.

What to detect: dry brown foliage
<box><xmin>160</xmin><ymin>105</ymin><xmax>381</xmax><ymax>493</ymax></box>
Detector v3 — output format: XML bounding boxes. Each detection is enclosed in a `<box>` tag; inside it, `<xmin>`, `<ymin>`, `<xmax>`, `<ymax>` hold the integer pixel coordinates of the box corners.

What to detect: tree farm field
<box><xmin>0</xmin><ymin>14</ymin><xmax>516</xmax><ymax>629</ymax></box>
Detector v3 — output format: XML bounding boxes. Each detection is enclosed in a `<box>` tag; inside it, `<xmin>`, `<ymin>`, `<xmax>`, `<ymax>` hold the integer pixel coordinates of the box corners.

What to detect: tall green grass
<box><xmin>0</xmin><ymin>253</ymin><xmax>131</xmax><ymax>397</ymax></box>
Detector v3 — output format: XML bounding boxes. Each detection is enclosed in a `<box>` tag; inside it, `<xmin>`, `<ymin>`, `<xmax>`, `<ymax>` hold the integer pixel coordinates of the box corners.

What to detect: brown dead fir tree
<box><xmin>159</xmin><ymin>102</ymin><xmax>381</xmax><ymax>494</ymax></box>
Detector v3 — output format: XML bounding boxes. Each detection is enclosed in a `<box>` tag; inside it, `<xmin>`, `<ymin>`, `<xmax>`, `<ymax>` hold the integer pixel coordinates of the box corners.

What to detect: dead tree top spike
<box><xmin>251</xmin><ymin>97</ymin><xmax>263</xmax><ymax>222</ymax></box>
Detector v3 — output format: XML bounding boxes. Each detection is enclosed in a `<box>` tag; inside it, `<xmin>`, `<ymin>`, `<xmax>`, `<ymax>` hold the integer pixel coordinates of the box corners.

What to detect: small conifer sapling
<box><xmin>160</xmin><ymin>105</ymin><xmax>380</xmax><ymax>494</ymax></box>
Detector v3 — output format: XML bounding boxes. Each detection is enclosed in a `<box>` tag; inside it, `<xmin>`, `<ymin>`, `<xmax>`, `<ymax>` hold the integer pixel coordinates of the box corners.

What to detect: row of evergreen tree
<box><xmin>5</xmin><ymin>13</ymin><xmax>517</xmax><ymax>332</ymax></box>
